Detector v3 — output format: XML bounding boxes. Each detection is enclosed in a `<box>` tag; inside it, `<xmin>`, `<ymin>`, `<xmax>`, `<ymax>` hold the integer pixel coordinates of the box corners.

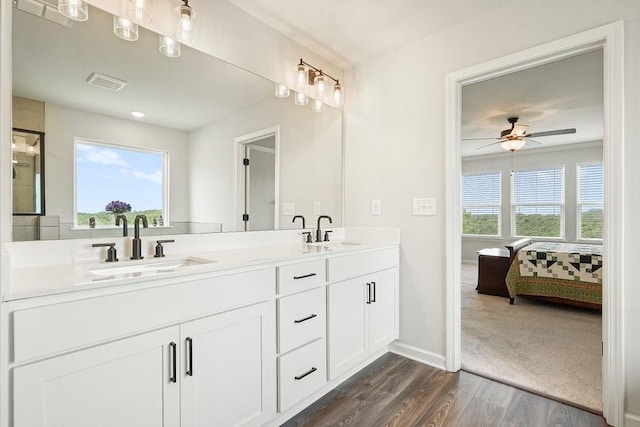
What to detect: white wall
<box><xmin>461</xmin><ymin>143</ymin><xmax>603</xmax><ymax>261</ymax></box>
<box><xmin>189</xmin><ymin>96</ymin><xmax>342</xmax><ymax>232</ymax></box>
<box><xmin>45</xmin><ymin>103</ymin><xmax>190</xmax><ymax>228</ymax></box>
<box><xmin>343</xmin><ymin>0</ymin><xmax>640</xmax><ymax>418</ymax></box>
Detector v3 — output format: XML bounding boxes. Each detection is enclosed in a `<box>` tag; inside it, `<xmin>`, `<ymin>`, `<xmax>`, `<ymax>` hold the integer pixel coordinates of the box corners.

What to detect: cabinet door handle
<box><xmin>186</xmin><ymin>337</ymin><xmax>193</xmax><ymax>377</ymax></box>
<box><xmin>294</xmin><ymin>367</ymin><xmax>317</xmax><ymax>380</ymax></box>
<box><xmin>366</xmin><ymin>283</ymin><xmax>372</xmax><ymax>304</ymax></box>
<box><xmin>169</xmin><ymin>342</ymin><xmax>177</xmax><ymax>383</ymax></box>
<box><xmin>293</xmin><ymin>273</ymin><xmax>316</xmax><ymax>280</ymax></box>
<box><xmin>294</xmin><ymin>314</ymin><xmax>317</xmax><ymax>324</ymax></box>
<box><xmin>371</xmin><ymin>281</ymin><xmax>377</xmax><ymax>303</ymax></box>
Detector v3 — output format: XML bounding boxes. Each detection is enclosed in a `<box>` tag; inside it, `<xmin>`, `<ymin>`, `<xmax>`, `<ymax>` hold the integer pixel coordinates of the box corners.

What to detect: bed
<box><xmin>505</xmin><ymin>241</ymin><xmax>603</xmax><ymax>309</ymax></box>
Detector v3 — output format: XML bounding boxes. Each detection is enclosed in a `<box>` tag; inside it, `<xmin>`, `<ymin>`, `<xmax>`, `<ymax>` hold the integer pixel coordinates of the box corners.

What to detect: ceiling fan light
<box><xmin>500</xmin><ymin>139</ymin><xmax>526</xmax><ymax>152</ymax></box>
<box><xmin>113</xmin><ymin>16</ymin><xmax>139</xmax><ymax>41</ymax></box>
<box><xmin>58</xmin><ymin>0</ymin><xmax>88</xmax><ymax>21</ymax></box>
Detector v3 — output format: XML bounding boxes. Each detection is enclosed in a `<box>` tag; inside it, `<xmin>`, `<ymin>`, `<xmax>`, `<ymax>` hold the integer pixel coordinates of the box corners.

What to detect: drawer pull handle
<box><xmin>186</xmin><ymin>337</ymin><xmax>193</xmax><ymax>377</ymax></box>
<box><xmin>294</xmin><ymin>314</ymin><xmax>317</xmax><ymax>324</ymax></box>
<box><xmin>293</xmin><ymin>273</ymin><xmax>317</xmax><ymax>280</ymax></box>
<box><xmin>371</xmin><ymin>281</ymin><xmax>377</xmax><ymax>303</ymax></box>
<box><xmin>169</xmin><ymin>342</ymin><xmax>177</xmax><ymax>383</ymax></box>
<box><xmin>294</xmin><ymin>367</ymin><xmax>318</xmax><ymax>380</ymax></box>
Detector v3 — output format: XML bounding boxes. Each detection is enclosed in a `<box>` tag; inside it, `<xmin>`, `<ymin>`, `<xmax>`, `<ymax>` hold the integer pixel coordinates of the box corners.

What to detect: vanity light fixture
<box><xmin>275</xmin><ymin>84</ymin><xmax>291</xmax><ymax>98</ymax></box>
<box><xmin>113</xmin><ymin>16</ymin><xmax>139</xmax><ymax>41</ymax></box>
<box><xmin>130</xmin><ymin>111</ymin><xmax>145</xmax><ymax>118</ymax></box>
<box><xmin>294</xmin><ymin>91</ymin><xmax>309</xmax><ymax>106</ymax></box>
<box><xmin>295</xmin><ymin>59</ymin><xmax>344</xmax><ymax>107</ymax></box>
<box><xmin>126</xmin><ymin>0</ymin><xmax>152</xmax><ymax>25</ymax></box>
<box><xmin>159</xmin><ymin>35</ymin><xmax>181</xmax><ymax>58</ymax></box>
<box><xmin>175</xmin><ymin>0</ymin><xmax>195</xmax><ymax>42</ymax></box>
<box><xmin>58</xmin><ymin>0</ymin><xmax>88</xmax><ymax>21</ymax></box>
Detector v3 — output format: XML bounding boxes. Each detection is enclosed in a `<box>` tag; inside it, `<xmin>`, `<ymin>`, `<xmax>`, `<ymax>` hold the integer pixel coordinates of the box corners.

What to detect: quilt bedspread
<box><xmin>505</xmin><ymin>242</ymin><xmax>603</xmax><ymax>304</ymax></box>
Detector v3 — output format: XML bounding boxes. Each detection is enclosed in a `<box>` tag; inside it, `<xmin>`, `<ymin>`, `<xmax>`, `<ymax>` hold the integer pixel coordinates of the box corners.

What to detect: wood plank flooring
<box><xmin>282</xmin><ymin>353</ymin><xmax>608</xmax><ymax>427</ymax></box>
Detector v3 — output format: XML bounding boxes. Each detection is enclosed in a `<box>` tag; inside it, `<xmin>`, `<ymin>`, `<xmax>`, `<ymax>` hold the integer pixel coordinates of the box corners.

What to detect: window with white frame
<box><xmin>462</xmin><ymin>172</ymin><xmax>501</xmax><ymax>236</ymax></box>
<box><xmin>75</xmin><ymin>140</ymin><xmax>168</xmax><ymax>228</ymax></box>
<box><xmin>511</xmin><ymin>166</ymin><xmax>564</xmax><ymax>238</ymax></box>
<box><xmin>577</xmin><ymin>163</ymin><xmax>604</xmax><ymax>240</ymax></box>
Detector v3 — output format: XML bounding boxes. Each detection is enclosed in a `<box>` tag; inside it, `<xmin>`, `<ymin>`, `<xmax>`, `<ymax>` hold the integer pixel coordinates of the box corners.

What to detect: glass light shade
<box><xmin>314</xmin><ymin>74</ymin><xmax>326</xmax><ymax>99</ymax></box>
<box><xmin>333</xmin><ymin>82</ymin><xmax>343</xmax><ymax>106</ymax></box>
<box><xmin>175</xmin><ymin>3</ymin><xmax>195</xmax><ymax>41</ymax></box>
<box><xmin>159</xmin><ymin>35</ymin><xmax>181</xmax><ymax>57</ymax></box>
<box><xmin>126</xmin><ymin>0</ymin><xmax>152</xmax><ymax>24</ymax></box>
<box><xmin>113</xmin><ymin>16</ymin><xmax>139</xmax><ymax>41</ymax></box>
<box><xmin>296</xmin><ymin>64</ymin><xmax>307</xmax><ymax>89</ymax></box>
<box><xmin>500</xmin><ymin>139</ymin><xmax>526</xmax><ymax>152</ymax></box>
<box><xmin>311</xmin><ymin>99</ymin><xmax>323</xmax><ymax>113</ymax></box>
<box><xmin>275</xmin><ymin>84</ymin><xmax>290</xmax><ymax>98</ymax></box>
<box><xmin>58</xmin><ymin>0</ymin><xmax>88</xmax><ymax>21</ymax></box>
<box><xmin>294</xmin><ymin>91</ymin><xmax>309</xmax><ymax>106</ymax></box>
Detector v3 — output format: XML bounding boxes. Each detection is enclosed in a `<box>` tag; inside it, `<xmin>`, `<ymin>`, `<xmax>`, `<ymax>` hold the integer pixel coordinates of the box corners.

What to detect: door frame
<box><xmin>232</xmin><ymin>126</ymin><xmax>280</xmax><ymax>231</ymax></box>
<box><xmin>444</xmin><ymin>22</ymin><xmax>624</xmax><ymax>426</ymax></box>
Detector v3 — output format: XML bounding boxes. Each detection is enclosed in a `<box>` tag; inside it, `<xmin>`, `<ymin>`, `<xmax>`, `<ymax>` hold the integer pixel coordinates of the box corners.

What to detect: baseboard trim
<box><xmin>625</xmin><ymin>412</ymin><xmax>640</xmax><ymax>427</ymax></box>
<box><xmin>388</xmin><ymin>342</ymin><xmax>446</xmax><ymax>371</ymax></box>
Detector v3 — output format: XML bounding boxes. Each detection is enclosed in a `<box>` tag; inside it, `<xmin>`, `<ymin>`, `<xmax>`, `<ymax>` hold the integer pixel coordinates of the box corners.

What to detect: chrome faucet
<box><xmin>130</xmin><ymin>215</ymin><xmax>148</xmax><ymax>260</ymax></box>
<box><xmin>115</xmin><ymin>214</ymin><xmax>128</xmax><ymax>237</ymax></box>
<box><xmin>315</xmin><ymin>215</ymin><xmax>332</xmax><ymax>243</ymax></box>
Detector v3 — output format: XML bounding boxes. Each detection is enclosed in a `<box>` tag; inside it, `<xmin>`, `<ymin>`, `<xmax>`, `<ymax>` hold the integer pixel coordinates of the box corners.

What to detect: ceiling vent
<box><xmin>14</xmin><ymin>0</ymin><xmax>73</xmax><ymax>27</ymax></box>
<box><xmin>86</xmin><ymin>72</ymin><xmax>127</xmax><ymax>92</ymax></box>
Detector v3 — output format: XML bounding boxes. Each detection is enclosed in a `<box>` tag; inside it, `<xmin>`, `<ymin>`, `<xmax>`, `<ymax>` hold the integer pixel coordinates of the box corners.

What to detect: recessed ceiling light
<box><xmin>130</xmin><ymin>111</ymin><xmax>145</xmax><ymax>118</ymax></box>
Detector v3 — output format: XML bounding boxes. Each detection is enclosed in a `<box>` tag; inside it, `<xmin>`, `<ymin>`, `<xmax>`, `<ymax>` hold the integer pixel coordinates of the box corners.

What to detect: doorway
<box><xmin>444</xmin><ymin>23</ymin><xmax>624</xmax><ymax>426</ymax></box>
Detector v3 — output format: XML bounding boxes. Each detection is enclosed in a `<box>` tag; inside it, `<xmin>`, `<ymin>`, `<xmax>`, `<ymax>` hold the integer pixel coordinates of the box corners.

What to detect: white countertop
<box><xmin>4</xmin><ymin>239</ymin><xmax>398</xmax><ymax>301</ymax></box>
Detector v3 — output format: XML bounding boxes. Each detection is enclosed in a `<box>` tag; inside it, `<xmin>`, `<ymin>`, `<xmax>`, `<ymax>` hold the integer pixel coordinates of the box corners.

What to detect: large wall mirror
<box><xmin>11</xmin><ymin>3</ymin><xmax>342</xmax><ymax>241</ymax></box>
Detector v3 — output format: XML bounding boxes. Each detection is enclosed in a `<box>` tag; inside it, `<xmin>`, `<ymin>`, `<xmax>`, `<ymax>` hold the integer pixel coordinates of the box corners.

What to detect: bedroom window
<box><xmin>74</xmin><ymin>139</ymin><xmax>168</xmax><ymax>229</ymax></box>
<box><xmin>577</xmin><ymin>163</ymin><xmax>604</xmax><ymax>240</ymax></box>
<box><xmin>462</xmin><ymin>172</ymin><xmax>501</xmax><ymax>236</ymax></box>
<box><xmin>511</xmin><ymin>166</ymin><xmax>564</xmax><ymax>238</ymax></box>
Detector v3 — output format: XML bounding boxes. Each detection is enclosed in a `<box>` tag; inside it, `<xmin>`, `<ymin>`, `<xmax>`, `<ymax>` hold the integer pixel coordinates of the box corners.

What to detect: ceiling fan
<box><xmin>464</xmin><ymin>117</ymin><xmax>576</xmax><ymax>152</ymax></box>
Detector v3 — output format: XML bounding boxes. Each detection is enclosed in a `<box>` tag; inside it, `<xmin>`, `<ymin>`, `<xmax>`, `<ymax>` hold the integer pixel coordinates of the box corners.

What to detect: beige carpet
<box><xmin>461</xmin><ymin>262</ymin><xmax>603</xmax><ymax>412</ymax></box>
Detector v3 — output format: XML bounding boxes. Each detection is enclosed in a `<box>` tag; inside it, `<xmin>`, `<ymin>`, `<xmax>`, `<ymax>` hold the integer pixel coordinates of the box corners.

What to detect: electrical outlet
<box><xmin>413</xmin><ymin>198</ymin><xmax>436</xmax><ymax>216</ymax></box>
<box><xmin>371</xmin><ymin>199</ymin><xmax>382</xmax><ymax>216</ymax></box>
<box><xmin>313</xmin><ymin>202</ymin><xmax>322</xmax><ymax>215</ymax></box>
<box><xmin>282</xmin><ymin>203</ymin><xmax>295</xmax><ymax>216</ymax></box>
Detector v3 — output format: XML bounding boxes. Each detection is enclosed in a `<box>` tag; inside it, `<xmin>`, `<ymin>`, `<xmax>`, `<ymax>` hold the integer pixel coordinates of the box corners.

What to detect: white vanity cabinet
<box><xmin>327</xmin><ymin>248</ymin><xmax>399</xmax><ymax>380</ymax></box>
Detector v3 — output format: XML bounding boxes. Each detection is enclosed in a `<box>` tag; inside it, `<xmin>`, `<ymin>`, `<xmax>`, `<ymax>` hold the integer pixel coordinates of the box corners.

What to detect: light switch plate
<box><xmin>413</xmin><ymin>198</ymin><xmax>436</xmax><ymax>216</ymax></box>
<box><xmin>282</xmin><ymin>203</ymin><xmax>295</xmax><ymax>216</ymax></box>
<box><xmin>371</xmin><ymin>199</ymin><xmax>382</xmax><ymax>216</ymax></box>
<box><xmin>313</xmin><ymin>202</ymin><xmax>322</xmax><ymax>215</ymax></box>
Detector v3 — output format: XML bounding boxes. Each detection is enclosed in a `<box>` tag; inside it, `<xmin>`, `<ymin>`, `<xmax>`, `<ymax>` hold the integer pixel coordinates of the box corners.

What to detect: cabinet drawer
<box><xmin>326</xmin><ymin>247</ymin><xmax>399</xmax><ymax>282</ymax></box>
<box><xmin>279</xmin><ymin>339</ymin><xmax>326</xmax><ymax>412</ymax></box>
<box><xmin>277</xmin><ymin>259</ymin><xmax>325</xmax><ymax>295</ymax></box>
<box><xmin>278</xmin><ymin>287</ymin><xmax>325</xmax><ymax>354</ymax></box>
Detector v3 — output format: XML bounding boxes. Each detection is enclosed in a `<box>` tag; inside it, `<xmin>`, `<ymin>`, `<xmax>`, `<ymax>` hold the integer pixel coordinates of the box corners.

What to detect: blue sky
<box><xmin>76</xmin><ymin>141</ymin><xmax>165</xmax><ymax>213</ymax></box>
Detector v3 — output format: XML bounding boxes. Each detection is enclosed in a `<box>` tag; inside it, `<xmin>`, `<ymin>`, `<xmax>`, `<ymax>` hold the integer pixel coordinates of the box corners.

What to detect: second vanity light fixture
<box><xmin>57</xmin><ymin>0</ymin><xmax>194</xmax><ymax>58</ymax></box>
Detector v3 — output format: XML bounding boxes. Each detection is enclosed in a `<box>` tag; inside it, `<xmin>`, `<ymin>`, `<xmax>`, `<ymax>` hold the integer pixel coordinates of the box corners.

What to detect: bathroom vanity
<box><xmin>1</xmin><ymin>228</ymin><xmax>399</xmax><ymax>427</ymax></box>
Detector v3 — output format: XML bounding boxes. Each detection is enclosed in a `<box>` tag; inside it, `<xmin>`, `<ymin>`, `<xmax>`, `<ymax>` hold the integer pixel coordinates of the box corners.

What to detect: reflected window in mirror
<box><xmin>12</xmin><ymin>128</ymin><xmax>45</xmax><ymax>215</ymax></box>
<box><xmin>74</xmin><ymin>140</ymin><xmax>168</xmax><ymax>229</ymax></box>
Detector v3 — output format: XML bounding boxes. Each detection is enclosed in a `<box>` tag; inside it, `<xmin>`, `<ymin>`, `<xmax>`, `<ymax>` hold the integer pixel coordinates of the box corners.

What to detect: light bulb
<box><xmin>275</xmin><ymin>84</ymin><xmax>290</xmax><ymax>98</ymax></box>
<box><xmin>58</xmin><ymin>0</ymin><xmax>88</xmax><ymax>21</ymax></box>
<box><xmin>314</xmin><ymin>73</ymin><xmax>326</xmax><ymax>99</ymax></box>
<box><xmin>175</xmin><ymin>2</ymin><xmax>195</xmax><ymax>41</ymax></box>
<box><xmin>127</xmin><ymin>0</ymin><xmax>152</xmax><ymax>24</ymax></box>
<box><xmin>294</xmin><ymin>91</ymin><xmax>308</xmax><ymax>106</ymax></box>
<box><xmin>159</xmin><ymin>35</ymin><xmax>181</xmax><ymax>57</ymax></box>
<box><xmin>296</xmin><ymin>64</ymin><xmax>307</xmax><ymax>89</ymax></box>
<box><xmin>333</xmin><ymin>82</ymin><xmax>343</xmax><ymax>106</ymax></box>
<box><xmin>311</xmin><ymin>99</ymin><xmax>323</xmax><ymax>113</ymax></box>
<box><xmin>113</xmin><ymin>16</ymin><xmax>139</xmax><ymax>41</ymax></box>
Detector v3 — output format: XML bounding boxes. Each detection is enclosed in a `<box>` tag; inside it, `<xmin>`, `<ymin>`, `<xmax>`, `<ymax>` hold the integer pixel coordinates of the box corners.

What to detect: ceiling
<box><xmin>228</xmin><ymin>0</ymin><xmax>517</xmax><ymax>67</ymax></box>
<box><xmin>461</xmin><ymin>49</ymin><xmax>604</xmax><ymax>157</ymax></box>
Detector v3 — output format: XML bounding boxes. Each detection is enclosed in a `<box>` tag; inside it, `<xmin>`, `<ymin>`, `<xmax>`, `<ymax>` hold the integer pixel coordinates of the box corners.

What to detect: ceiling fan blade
<box><xmin>524</xmin><ymin>137</ymin><xmax>544</xmax><ymax>145</ymax></box>
<box><xmin>525</xmin><ymin>128</ymin><xmax>576</xmax><ymax>138</ymax></box>
<box><xmin>475</xmin><ymin>140</ymin><xmax>503</xmax><ymax>150</ymax></box>
<box><xmin>462</xmin><ymin>137</ymin><xmax>501</xmax><ymax>141</ymax></box>
<box><xmin>512</xmin><ymin>124</ymin><xmax>529</xmax><ymax>136</ymax></box>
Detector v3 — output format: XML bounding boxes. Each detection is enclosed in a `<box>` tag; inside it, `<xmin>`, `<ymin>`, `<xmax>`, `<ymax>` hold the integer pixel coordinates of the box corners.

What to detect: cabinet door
<box><xmin>369</xmin><ymin>268</ymin><xmax>399</xmax><ymax>351</ymax></box>
<box><xmin>328</xmin><ymin>277</ymin><xmax>368</xmax><ymax>380</ymax></box>
<box><xmin>180</xmin><ymin>301</ymin><xmax>276</xmax><ymax>427</ymax></box>
<box><xmin>13</xmin><ymin>326</ymin><xmax>180</xmax><ymax>427</ymax></box>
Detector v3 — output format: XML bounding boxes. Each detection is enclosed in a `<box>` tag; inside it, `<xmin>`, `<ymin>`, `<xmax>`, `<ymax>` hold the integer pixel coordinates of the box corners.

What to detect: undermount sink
<box><xmin>306</xmin><ymin>241</ymin><xmax>362</xmax><ymax>252</ymax></box>
<box><xmin>89</xmin><ymin>256</ymin><xmax>215</xmax><ymax>278</ymax></box>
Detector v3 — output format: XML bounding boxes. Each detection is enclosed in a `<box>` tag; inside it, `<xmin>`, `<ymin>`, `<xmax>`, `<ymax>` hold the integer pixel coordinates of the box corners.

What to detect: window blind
<box><xmin>462</xmin><ymin>172</ymin><xmax>501</xmax><ymax>236</ymax></box>
<box><xmin>577</xmin><ymin>163</ymin><xmax>604</xmax><ymax>240</ymax></box>
<box><xmin>511</xmin><ymin>167</ymin><xmax>564</xmax><ymax>238</ymax></box>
